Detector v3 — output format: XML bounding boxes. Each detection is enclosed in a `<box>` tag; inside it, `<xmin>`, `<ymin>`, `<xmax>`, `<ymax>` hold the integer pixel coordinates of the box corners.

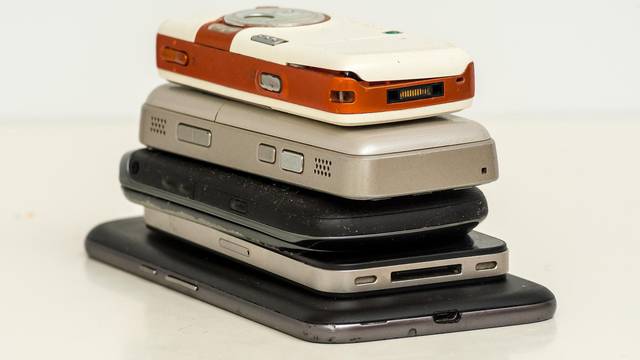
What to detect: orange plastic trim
<box><xmin>157</xmin><ymin>34</ymin><xmax>474</xmax><ymax>115</ymax></box>
<box><xmin>194</xmin><ymin>18</ymin><xmax>242</xmax><ymax>51</ymax></box>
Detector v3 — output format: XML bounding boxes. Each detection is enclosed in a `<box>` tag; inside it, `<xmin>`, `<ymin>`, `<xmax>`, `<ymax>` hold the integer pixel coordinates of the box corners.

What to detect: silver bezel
<box><xmin>142</xmin><ymin>205</ymin><xmax>509</xmax><ymax>294</ymax></box>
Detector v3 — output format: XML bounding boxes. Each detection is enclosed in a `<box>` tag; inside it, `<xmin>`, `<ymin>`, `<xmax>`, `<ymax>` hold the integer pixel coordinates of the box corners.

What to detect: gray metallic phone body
<box><xmin>140</xmin><ymin>84</ymin><xmax>498</xmax><ymax>199</ymax></box>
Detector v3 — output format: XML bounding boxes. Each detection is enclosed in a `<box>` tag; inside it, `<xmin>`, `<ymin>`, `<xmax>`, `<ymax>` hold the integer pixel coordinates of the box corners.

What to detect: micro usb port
<box><xmin>433</xmin><ymin>310</ymin><xmax>462</xmax><ymax>324</ymax></box>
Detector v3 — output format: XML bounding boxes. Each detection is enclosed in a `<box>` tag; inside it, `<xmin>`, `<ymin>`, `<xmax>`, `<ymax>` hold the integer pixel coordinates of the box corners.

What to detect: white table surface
<box><xmin>1</xmin><ymin>114</ymin><xmax>638</xmax><ymax>359</ymax></box>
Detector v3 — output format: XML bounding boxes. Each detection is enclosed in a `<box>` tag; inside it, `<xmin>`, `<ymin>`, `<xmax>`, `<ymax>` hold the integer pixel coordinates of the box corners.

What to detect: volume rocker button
<box><xmin>139</xmin><ymin>265</ymin><xmax>157</xmax><ymax>275</ymax></box>
<box><xmin>165</xmin><ymin>275</ymin><xmax>199</xmax><ymax>291</ymax></box>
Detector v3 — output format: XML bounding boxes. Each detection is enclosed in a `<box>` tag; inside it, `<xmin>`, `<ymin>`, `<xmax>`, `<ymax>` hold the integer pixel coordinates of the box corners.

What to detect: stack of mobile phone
<box><xmin>86</xmin><ymin>7</ymin><xmax>555</xmax><ymax>343</ymax></box>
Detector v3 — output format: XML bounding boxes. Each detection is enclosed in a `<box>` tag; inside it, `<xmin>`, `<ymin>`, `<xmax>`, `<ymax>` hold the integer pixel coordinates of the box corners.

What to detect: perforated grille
<box><xmin>150</xmin><ymin>116</ymin><xmax>167</xmax><ymax>135</ymax></box>
<box><xmin>313</xmin><ymin>157</ymin><xmax>332</xmax><ymax>177</ymax></box>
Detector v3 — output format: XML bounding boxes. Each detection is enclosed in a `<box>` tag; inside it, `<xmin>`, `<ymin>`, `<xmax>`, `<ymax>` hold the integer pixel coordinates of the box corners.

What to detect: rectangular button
<box><xmin>177</xmin><ymin>124</ymin><xmax>211</xmax><ymax>147</ymax></box>
<box><xmin>160</xmin><ymin>47</ymin><xmax>189</xmax><ymax>66</ymax></box>
<box><xmin>229</xmin><ymin>198</ymin><xmax>248</xmax><ymax>213</ymax></box>
<box><xmin>257</xmin><ymin>144</ymin><xmax>276</xmax><ymax>163</ymax></box>
<box><xmin>281</xmin><ymin>150</ymin><xmax>304</xmax><ymax>173</ymax></box>
<box><xmin>220</xmin><ymin>238</ymin><xmax>250</xmax><ymax>257</ymax></box>
<box><xmin>251</xmin><ymin>34</ymin><xmax>288</xmax><ymax>46</ymax></box>
<box><xmin>165</xmin><ymin>275</ymin><xmax>198</xmax><ymax>291</ymax></box>
<box><xmin>259</xmin><ymin>73</ymin><xmax>282</xmax><ymax>92</ymax></box>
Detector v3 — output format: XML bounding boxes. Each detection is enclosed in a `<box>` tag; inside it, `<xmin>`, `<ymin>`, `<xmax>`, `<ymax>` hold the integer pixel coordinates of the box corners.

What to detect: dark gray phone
<box><xmin>85</xmin><ymin>218</ymin><xmax>556</xmax><ymax>343</ymax></box>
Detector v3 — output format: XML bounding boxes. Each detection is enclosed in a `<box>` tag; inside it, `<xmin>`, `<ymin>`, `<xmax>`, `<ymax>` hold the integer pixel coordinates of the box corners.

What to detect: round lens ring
<box><xmin>224</xmin><ymin>8</ymin><xmax>329</xmax><ymax>27</ymax></box>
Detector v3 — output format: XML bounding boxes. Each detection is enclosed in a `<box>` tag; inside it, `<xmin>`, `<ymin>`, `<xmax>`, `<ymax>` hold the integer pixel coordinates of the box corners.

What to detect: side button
<box><xmin>229</xmin><ymin>198</ymin><xmax>248</xmax><ymax>213</ymax></box>
<box><xmin>220</xmin><ymin>238</ymin><xmax>250</xmax><ymax>257</ymax></box>
<box><xmin>160</xmin><ymin>47</ymin><xmax>189</xmax><ymax>66</ymax></box>
<box><xmin>177</xmin><ymin>124</ymin><xmax>212</xmax><ymax>147</ymax></box>
<box><xmin>139</xmin><ymin>265</ymin><xmax>157</xmax><ymax>275</ymax></box>
<box><xmin>165</xmin><ymin>275</ymin><xmax>198</xmax><ymax>291</ymax></box>
<box><xmin>281</xmin><ymin>150</ymin><xmax>304</xmax><ymax>173</ymax></box>
<box><xmin>257</xmin><ymin>144</ymin><xmax>276</xmax><ymax>164</ymax></box>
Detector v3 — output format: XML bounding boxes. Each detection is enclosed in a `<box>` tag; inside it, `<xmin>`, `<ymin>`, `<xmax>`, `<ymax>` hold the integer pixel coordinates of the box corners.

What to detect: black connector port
<box><xmin>391</xmin><ymin>264</ymin><xmax>461</xmax><ymax>282</ymax></box>
<box><xmin>387</xmin><ymin>82</ymin><xmax>444</xmax><ymax>103</ymax></box>
<box><xmin>433</xmin><ymin>311</ymin><xmax>462</xmax><ymax>324</ymax></box>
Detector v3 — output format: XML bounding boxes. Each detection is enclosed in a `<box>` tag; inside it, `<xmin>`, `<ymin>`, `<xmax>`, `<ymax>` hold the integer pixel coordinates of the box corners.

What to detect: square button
<box><xmin>257</xmin><ymin>144</ymin><xmax>276</xmax><ymax>164</ymax></box>
<box><xmin>281</xmin><ymin>150</ymin><xmax>304</xmax><ymax>173</ymax></box>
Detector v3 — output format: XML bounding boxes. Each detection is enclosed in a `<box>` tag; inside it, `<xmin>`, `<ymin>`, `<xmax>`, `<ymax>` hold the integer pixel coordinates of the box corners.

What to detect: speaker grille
<box><xmin>150</xmin><ymin>116</ymin><xmax>167</xmax><ymax>135</ymax></box>
<box><xmin>313</xmin><ymin>157</ymin><xmax>332</xmax><ymax>178</ymax></box>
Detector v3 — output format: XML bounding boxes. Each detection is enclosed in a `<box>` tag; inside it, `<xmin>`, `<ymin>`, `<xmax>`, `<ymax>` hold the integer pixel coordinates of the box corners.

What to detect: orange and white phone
<box><xmin>156</xmin><ymin>7</ymin><xmax>475</xmax><ymax>126</ymax></box>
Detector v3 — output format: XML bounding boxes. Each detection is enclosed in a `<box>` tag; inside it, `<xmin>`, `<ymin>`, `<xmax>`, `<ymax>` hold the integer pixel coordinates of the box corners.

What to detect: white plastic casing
<box><xmin>158</xmin><ymin>15</ymin><xmax>472</xmax><ymax>82</ymax></box>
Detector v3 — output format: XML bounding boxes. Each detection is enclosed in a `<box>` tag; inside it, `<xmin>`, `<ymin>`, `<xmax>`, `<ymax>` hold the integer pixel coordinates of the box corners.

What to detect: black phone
<box><xmin>85</xmin><ymin>218</ymin><xmax>556</xmax><ymax>343</ymax></box>
<box><xmin>134</xmin><ymin>190</ymin><xmax>509</xmax><ymax>294</ymax></box>
<box><xmin>120</xmin><ymin>149</ymin><xmax>489</xmax><ymax>247</ymax></box>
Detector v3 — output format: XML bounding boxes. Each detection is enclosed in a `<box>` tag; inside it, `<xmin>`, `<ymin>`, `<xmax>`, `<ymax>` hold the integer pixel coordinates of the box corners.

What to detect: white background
<box><xmin>1</xmin><ymin>0</ymin><xmax>639</xmax><ymax>122</ymax></box>
<box><xmin>1</xmin><ymin>1</ymin><xmax>639</xmax><ymax>359</ymax></box>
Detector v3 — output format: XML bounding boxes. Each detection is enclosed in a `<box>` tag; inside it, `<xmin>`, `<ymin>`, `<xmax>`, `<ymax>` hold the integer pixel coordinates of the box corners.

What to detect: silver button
<box><xmin>259</xmin><ymin>73</ymin><xmax>282</xmax><ymax>92</ymax></box>
<box><xmin>281</xmin><ymin>150</ymin><xmax>304</xmax><ymax>173</ymax></box>
<box><xmin>165</xmin><ymin>275</ymin><xmax>198</xmax><ymax>291</ymax></box>
<box><xmin>257</xmin><ymin>144</ymin><xmax>276</xmax><ymax>163</ymax></box>
<box><xmin>220</xmin><ymin>238</ymin><xmax>250</xmax><ymax>257</ymax></box>
<box><xmin>250</xmin><ymin>34</ymin><xmax>288</xmax><ymax>46</ymax></box>
<box><xmin>354</xmin><ymin>275</ymin><xmax>377</xmax><ymax>285</ymax></box>
<box><xmin>139</xmin><ymin>265</ymin><xmax>157</xmax><ymax>275</ymax></box>
<box><xmin>177</xmin><ymin>124</ymin><xmax>212</xmax><ymax>147</ymax></box>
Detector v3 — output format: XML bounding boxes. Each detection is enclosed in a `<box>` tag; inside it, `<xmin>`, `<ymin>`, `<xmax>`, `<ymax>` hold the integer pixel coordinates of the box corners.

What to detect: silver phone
<box><xmin>140</xmin><ymin>84</ymin><xmax>498</xmax><ymax>199</ymax></box>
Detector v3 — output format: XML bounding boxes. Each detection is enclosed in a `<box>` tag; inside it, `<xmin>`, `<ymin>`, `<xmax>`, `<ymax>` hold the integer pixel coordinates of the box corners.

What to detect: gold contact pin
<box><xmin>400</xmin><ymin>88</ymin><xmax>430</xmax><ymax>99</ymax></box>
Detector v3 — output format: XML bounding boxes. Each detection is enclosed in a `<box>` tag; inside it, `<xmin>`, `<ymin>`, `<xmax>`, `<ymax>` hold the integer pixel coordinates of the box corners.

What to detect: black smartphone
<box><xmin>120</xmin><ymin>149</ymin><xmax>489</xmax><ymax>246</ymax></box>
<box><xmin>133</xmin><ymin>189</ymin><xmax>508</xmax><ymax>294</ymax></box>
<box><xmin>85</xmin><ymin>218</ymin><xmax>556</xmax><ymax>343</ymax></box>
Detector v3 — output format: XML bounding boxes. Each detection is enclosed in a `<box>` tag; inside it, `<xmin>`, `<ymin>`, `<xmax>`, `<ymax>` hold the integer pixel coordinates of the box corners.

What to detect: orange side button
<box><xmin>161</xmin><ymin>47</ymin><xmax>189</xmax><ymax>66</ymax></box>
